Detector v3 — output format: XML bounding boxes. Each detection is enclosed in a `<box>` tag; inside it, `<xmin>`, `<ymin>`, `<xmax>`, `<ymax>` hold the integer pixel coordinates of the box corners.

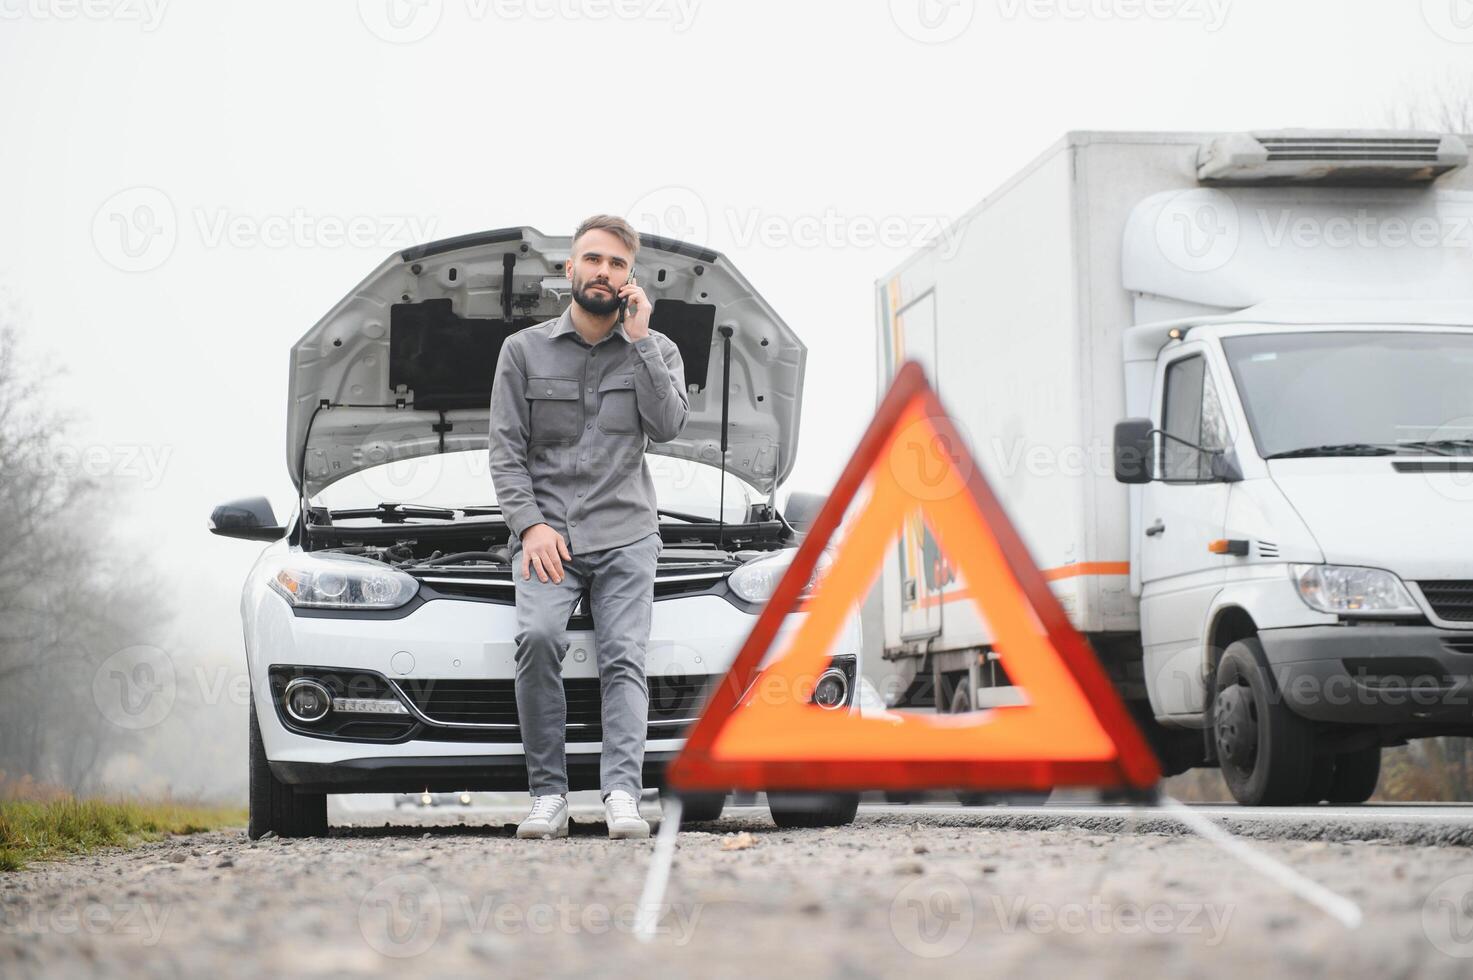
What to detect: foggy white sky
<box><xmin>0</xmin><ymin>0</ymin><xmax>1468</xmax><ymax>684</ymax></box>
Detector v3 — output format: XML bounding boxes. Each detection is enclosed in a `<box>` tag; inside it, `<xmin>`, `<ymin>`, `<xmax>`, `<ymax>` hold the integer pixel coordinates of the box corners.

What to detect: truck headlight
<box><xmin>728</xmin><ymin>548</ymin><xmax>833</xmax><ymax>605</ymax></box>
<box><xmin>268</xmin><ymin>553</ymin><xmax>419</xmax><ymax>610</ymax></box>
<box><xmin>1291</xmin><ymin>564</ymin><xmax>1419</xmax><ymax>617</ymax></box>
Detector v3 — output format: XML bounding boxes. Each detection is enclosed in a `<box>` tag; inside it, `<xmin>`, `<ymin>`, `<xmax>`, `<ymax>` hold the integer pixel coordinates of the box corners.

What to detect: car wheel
<box><xmin>663</xmin><ymin>791</ymin><xmax>726</xmax><ymax>824</ymax></box>
<box><xmin>248</xmin><ymin>695</ymin><xmax>329</xmax><ymax>839</ymax></box>
<box><xmin>1326</xmin><ymin>746</ymin><xmax>1381</xmax><ymax>804</ymax></box>
<box><xmin>767</xmin><ymin>792</ymin><xmax>859</xmax><ymax>828</ymax></box>
<box><xmin>1211</xmin><ymin>638</ymin><xmax>1316</xmax><ymax>806</ymax></box>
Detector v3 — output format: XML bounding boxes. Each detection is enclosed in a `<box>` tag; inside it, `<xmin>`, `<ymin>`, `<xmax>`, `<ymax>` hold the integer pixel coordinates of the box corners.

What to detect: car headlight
<box><xmin>728</xmin><ymin>548</ymin><xmax>833</xmax><ymax>605</ymax></box>
<box><xmin>268</xmin><ymin>553</ymin><xmax>419</xmax><ymax>610</ymax></box>
<box><xmin>1291</xmin><ymin>564</ymin><xmax>1419</xmax><ymax>617</ymax></box>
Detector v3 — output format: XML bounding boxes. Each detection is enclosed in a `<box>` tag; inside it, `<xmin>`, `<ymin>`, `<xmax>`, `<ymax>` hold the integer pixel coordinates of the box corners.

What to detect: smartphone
<box><xmin>619</xmin><ymin>270</ymin><xmax>637</xmax><ymax>324</ymax></box>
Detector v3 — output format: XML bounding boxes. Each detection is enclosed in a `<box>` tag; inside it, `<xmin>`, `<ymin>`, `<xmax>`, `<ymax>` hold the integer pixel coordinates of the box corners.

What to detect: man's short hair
<box><xmin>572</xmin><ymin>214</ymin><xmax>640</xmax><ymax>259</ymax></box>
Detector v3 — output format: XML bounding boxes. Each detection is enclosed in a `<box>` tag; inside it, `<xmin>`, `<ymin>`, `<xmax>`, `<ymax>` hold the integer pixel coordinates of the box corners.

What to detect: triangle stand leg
<box><xmin>634</xmin><ymin>795</ymin><xmax>683</xmax><ymax>943</ymax></box>
<box><xmin>1147</xmin><ymin>790</ymin><xmax>1362</xmax><ymax>929</ymax></box>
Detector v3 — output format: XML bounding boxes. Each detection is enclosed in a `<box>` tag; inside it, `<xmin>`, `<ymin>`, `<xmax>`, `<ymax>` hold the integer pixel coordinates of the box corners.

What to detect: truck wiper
<box><xmin>1264</xmin><ymin>442</ymin><xmax>1447</xmax><ymax>459</ymax></box>
<box><xmin>329</xmin><ymin>502</ymin><xmax>459</xmax><ymax>522</ymax></box>
<box><xmin>1397</xmin><ymin>438</ymin><xmax>1473</xmax><ymax>454</ymax></box>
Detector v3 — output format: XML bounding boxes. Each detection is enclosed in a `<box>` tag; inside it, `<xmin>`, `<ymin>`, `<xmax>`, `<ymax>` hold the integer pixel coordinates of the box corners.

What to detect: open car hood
<box><xmin>287</xmin><ymin>227</ymin><xmax>806</xmax><ymax>498</ymax></box>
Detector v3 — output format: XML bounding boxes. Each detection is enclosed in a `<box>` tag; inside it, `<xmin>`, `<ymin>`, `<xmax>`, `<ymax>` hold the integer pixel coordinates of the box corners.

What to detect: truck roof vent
<box><xmin>1197</xmin><ymin>130</ymin><xmax>1468</xmax><ymax>185</ymax></box>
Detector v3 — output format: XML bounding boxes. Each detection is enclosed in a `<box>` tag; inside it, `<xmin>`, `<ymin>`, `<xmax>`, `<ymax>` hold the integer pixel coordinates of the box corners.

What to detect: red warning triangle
<box><xmin>667</xmin><ymin>362</ymin><xmax>1160</xmax><ymax>793</ymax></box>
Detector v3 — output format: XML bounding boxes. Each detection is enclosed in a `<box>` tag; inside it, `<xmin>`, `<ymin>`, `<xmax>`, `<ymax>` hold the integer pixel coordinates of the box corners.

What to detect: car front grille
<box><xmin>395</xmin><ymin>673</ymin><xmax>718</xmax><ymax>742</ymax></box>
<box><xmin>1417</xmin><ymin>581</ymin><xmax>1473</xmax><ymax>622</ymax></box>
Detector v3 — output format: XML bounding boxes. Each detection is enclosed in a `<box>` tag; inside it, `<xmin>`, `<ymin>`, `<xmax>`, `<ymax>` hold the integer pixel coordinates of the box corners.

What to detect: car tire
<box><xmin>664</xmin><ymin>791</ymin><xmax>726</xmax><ymax>824</ymax></box>
<box><xmin>1211</xmin><ymin>638</ymin><xmax>1317</xmax><ymax>806</ymax></box>
<box><xmin>767</xmin><ymin>792</ymin><xmax>859</xmax><ymax>828</ymax></box>
<box><xmin>1326</xmin><ymin>746</ymin><xmax>1381</xmax><ymax>804</ymax></box>
<box><xmin>248</xmin><ymin>696</ymin><xmax>329</xmax><ymax>839</ymax></box>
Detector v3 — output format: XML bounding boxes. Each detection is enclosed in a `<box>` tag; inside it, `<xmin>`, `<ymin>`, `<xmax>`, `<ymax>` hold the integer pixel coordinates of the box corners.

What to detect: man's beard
<box><xmin>571</xmin><ymin>274</ymin><xmax>621</xmax><ymax>315</ymax></box>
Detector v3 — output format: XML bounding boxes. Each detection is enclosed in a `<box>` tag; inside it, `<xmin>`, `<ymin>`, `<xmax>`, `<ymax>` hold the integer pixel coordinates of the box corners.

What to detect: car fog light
<box><xmin>284</xmin><ymin>678</ymin><xmax>332</xmax><ymax>723</ymax></box>
<box><xmin>812</xmin><ymin>668</ymin><xmax>848</xmax><ymax>710</ymax></box>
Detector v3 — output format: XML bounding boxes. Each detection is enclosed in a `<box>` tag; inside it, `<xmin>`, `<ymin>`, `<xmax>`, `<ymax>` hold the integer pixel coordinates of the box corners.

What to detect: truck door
<box><xmin>887</xmin><ymin>290</ymin><xmax>944</xmax><ymax>641</ymax></box>
<box><xmin>1138</xmin><ymin>348</ymin><xmax>1232</xmax><ymax>717</ymax></box>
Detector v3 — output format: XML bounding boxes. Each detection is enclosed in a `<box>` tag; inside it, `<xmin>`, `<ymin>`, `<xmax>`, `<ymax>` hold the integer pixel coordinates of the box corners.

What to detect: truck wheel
<box><xmin>662</xmin><ymin>791</ymin><xmax>726</xmax><ymax>823</ymax></box>
<box><xmin>248</xmin><ymin>696</ymin><xmax>328</xmax><ymax>839</ymax></box>
<box><xmin>1326</xmin><ymin>746</ymin><xmax>1381</xmax><ymax>804</ymax></box>
<box><xmin>768</xmin><ymin>792</ymin><xmax>859</xmax><ymax>828</ymax></box>
<box><xmin>1211</xmin><ymin>639</ymin><xmax>1316</xmax><ymax>806</ymax></box>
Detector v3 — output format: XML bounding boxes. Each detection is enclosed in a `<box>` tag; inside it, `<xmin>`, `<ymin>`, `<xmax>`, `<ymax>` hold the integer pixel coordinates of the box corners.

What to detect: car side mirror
<box><xmin>209</xmin><ymin>495</ymin><xmax>288</xmax><ymax>542</ymax></box>
<box><xmin>1113</xmin><ymin>418</ymin><xmax>1156</xmax><ymax>484</ymax></box>
<box><xmin>783</xmin><ymin>491</ymin><xmax>826</xmax><ymax>533</ymax></box>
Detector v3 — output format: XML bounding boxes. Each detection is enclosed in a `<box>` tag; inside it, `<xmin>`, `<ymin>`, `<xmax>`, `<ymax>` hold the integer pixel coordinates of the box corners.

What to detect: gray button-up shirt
<box><xmin>488</xmin><ymin>307</ymin><xmax>689</xmax><ymax>554</ymax></box>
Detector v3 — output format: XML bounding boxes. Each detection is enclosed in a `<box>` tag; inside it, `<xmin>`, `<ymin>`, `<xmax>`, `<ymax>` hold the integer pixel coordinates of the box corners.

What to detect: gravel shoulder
<box><xmin>5</xmin><ymin>804</ymin><xmax>1473</xmax><ymax>978</ymax></box>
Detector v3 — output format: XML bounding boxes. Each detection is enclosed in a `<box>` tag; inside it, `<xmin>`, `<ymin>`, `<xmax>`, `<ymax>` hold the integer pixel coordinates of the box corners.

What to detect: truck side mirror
<box><xmin>1113</xmin><ymin>418</ymin><xmax>1155</xmax><ymax>484</ymax></box>
<box><xmin>783</xmin><ymin>491</ymin><xmax>827</xmax><ymax>533</ymax></box>
<box><xmin>209</xmin><ymin>495</ymin><xmax>288</xmax><ymax>542</ymax></box>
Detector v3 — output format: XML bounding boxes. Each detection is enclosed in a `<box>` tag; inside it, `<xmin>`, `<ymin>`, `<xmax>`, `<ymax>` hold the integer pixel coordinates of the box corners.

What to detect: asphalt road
<box><xmin>6</xmin><ymin>797</ymin><xmax>1473</xmax><ymax>977</ymax></box>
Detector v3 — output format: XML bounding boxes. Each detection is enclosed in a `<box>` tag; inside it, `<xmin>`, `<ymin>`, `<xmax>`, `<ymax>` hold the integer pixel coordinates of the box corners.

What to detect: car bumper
<box><xmin>1258</xmin><ymin>624</ymin><xmax>1473</xmax><ymax>725</ymax></box>
<box><xmin>247</xmin><ymin>590</ymin><xmax>863</xmax><ymax>766</ymax></box>
<box><xmin>271</xmin><ymin>750</ymin><xmax>681</xmax><ymax>794</ymax></box>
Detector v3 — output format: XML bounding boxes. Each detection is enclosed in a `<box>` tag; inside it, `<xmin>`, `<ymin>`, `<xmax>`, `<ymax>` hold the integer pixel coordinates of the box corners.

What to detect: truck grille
<box><xmin>394</xmin><ymin>674</ymin><xmax>717</xmax><ymax>741</ymax></box>
<box><xmin>1417</xmin><ymin>581</ymin><xmax>1473</xmax><ymax>622</ymax></box>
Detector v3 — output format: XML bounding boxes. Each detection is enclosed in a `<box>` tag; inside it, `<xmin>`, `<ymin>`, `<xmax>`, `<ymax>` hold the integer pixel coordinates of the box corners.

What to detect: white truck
<box><xmin>872</xmin><ymin>130</ymin><xmax>1473</xmax><ymax>805</ymax></box>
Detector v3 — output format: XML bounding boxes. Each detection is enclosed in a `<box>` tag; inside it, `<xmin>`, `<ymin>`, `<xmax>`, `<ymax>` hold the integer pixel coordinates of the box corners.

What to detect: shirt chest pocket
<box><xmin>596</xmin><ymin>372</ymin><xmax>639</xmax><ymax>434</ymax></box>
<box><xmin>525</xmin><ymin>377</ymin><xmax>582</xmax><ymax>443</ymax></box>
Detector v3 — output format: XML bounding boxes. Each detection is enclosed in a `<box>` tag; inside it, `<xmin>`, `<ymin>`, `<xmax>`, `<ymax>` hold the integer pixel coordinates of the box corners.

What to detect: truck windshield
<box><xmin>1221</xmin><ymin>331</ymin><xmax>1473</xmax><ymax>459</ymax></box>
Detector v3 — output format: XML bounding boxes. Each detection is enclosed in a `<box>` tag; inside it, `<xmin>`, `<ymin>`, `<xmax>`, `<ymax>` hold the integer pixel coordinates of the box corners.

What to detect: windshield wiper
<box><xmin>1265</xmin><ymin>442</ymin><xmax>1449</xmax><ymax>460</ymax></box>
<box><xmin>1397</xmin><ymin>439</ymin><xmax>1473</xmax><ymax>455</ymax></box>
<box><xmin>329</xmin><ymin>502</ymin><xmax>459</xmax><ymax>523</ymax></box>
<box><xmin>658</xmin><ymin>508</ymin><xmax>720</xmax><ymax>524</ymax></box>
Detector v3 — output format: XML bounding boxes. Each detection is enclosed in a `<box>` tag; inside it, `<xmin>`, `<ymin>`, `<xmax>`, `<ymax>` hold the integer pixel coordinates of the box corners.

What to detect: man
<box><xmin>487</xmin><ymin>215</ymin><xmax>689</xmax><ymax>840</ymax></box>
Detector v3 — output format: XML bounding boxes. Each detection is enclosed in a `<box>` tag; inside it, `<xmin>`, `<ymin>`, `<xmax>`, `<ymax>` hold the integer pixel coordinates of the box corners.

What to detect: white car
<box><xmin>211</xmin><ymin>227</ymin><xmax>862</xmax><ymax>838</ymax></box>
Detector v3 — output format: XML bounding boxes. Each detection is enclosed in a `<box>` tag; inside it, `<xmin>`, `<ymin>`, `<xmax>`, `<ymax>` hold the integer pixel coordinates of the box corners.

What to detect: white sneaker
<box><xmin>516</xmin><ymin>794</ymin><xmax>569</xmax><ymax>839</ymax></box>
<box><xmin>604</xmin><ymin>789</ymin><xmax>650</xmax><ymax>840</ymax></box>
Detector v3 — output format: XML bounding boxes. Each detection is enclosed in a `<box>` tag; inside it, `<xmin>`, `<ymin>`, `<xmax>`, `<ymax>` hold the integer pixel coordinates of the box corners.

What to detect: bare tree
<box><xmin>1385</xmin><ymin>72</ymin><xmax>1473</xmax><ymax>133</ymax></box>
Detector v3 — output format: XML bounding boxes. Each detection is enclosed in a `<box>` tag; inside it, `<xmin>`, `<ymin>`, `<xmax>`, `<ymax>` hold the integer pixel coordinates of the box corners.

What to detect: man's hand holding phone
<box><xmin>618</xmin><ymin>273</ymin><xmax>653</xmax><ymax>341</ymax></box>
<box><xmin>520</xmin><ymin>523</ymin><xmax>572</xmax><ymax>583</ymax></box>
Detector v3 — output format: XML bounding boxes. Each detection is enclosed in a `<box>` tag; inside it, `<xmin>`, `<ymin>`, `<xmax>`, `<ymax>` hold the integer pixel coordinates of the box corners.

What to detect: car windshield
<box><xmin>1220</xmin><ymin>330</ymin><xmax>1473</xmax><ymax>459</ymax></box>
<box><xmin>311</xmin><ymin>449</ymin><xmax>766</xmax><ymax>524</ymax></box>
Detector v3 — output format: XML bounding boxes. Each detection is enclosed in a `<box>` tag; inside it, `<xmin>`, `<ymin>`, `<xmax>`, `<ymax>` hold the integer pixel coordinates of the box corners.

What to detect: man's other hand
<box><xmin>520</xmin><ymin>524</ymin><xmax>572</xmax><ymax>583</ymax></box>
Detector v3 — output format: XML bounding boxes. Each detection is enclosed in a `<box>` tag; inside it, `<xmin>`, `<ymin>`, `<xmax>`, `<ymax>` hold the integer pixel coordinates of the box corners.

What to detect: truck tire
<box><xmin>662</xmin><ymin>791</ymin><xmax>727</xmax><ymax>823</ymax></box>
<box><xmin>248</xmin><ymin>696</ymin><xmax>328</xmax><ymax>839</ymax></box>
<box><xmin>768</xmin><ymin>792</ymin><xmax>859</xmax><ymax>828</ymax></box>
<box><xmin>1326</xmin><ymin>746</ymin><xmax>1381</xmax><ymax>804</ymax></box>
<box><xmin>1211</xmin><ymin>638</ymin><xmax>1316</xmax><ymax>806</ymax></box>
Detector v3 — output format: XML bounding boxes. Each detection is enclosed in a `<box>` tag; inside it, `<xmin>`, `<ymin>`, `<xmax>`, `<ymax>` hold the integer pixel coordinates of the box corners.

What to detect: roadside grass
<box><xmin>0</xmin><ymin>797</ymin><xmax>246</xmax><ymax>871</ymax></box>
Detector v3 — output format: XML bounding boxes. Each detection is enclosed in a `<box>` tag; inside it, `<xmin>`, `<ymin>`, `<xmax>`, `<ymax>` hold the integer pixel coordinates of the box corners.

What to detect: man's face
<box><xmin>569</xmin><ymin>228</ymin><xmax>635</xmax><ymax>316</ymax></box>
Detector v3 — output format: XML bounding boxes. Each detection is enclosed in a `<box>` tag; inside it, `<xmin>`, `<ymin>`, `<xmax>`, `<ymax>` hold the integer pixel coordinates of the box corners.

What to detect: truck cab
<box><xmin>1118</xmin><ymin>307</ymin><xmax>1473</xmax><ymax>804</ymax></box>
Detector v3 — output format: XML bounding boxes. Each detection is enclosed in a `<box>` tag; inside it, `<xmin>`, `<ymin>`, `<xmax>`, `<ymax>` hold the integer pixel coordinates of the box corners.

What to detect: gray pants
<box><xmin>511</xmin><ymin>530</ymin><xmax>661</xmax><ymax>800</ymax></box>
